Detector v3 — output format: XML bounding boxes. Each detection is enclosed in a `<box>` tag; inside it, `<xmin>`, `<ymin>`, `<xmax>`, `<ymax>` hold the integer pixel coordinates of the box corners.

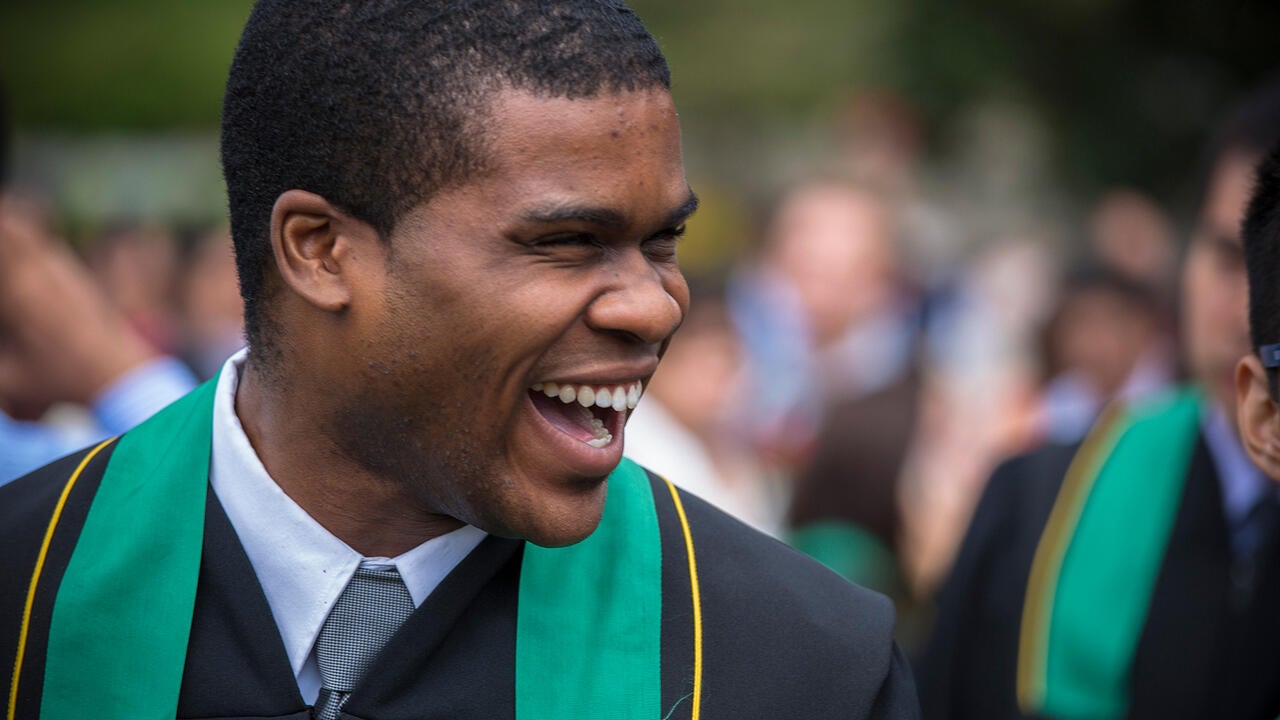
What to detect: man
<box><xmin>0</xmin><ymin>2</ymin><xmax>918</xmax><ymax>718</ymax></box>
<box><xmin>1033</xmin><ymin>264</ymin><xmax>1170</xmax><ymax>445</ymax></box>
<box><xmin>1236</xmin><ymin>143</ymin><xmax>1280</xmax><ymax>484</ymax></box>
<box><xmin>919</xmin><ymin>82</ymin><xmax>1280</xmax><ymax>720</ymax></box>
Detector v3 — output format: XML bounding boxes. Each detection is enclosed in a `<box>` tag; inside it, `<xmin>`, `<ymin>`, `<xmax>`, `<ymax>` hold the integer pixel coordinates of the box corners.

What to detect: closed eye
<box><xmin>534</xmin><ymin>232</ymin><xmax>599</xmax><ymax>248</ymax></box>
<box><xmin>644</xmin><ymin>224</ymin><xmax>686</xmax><ymax>261</ymax></box>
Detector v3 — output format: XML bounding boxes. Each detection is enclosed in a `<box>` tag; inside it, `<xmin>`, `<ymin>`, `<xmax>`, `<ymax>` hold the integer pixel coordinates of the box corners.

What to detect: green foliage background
<box><xmin>2</xmin><ymin>0</ymin><xmax>1278</xmax><ymax>215</ymax></box>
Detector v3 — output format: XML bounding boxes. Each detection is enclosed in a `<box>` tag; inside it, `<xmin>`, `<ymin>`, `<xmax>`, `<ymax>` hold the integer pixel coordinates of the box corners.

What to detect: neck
<box><xmin>235</xmin><ymin>358</ymin><xmax>464</xmax><ymax>557</ymax></box>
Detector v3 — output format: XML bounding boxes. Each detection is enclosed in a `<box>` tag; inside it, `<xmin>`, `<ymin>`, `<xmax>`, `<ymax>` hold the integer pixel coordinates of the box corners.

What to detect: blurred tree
<box><xmin>0</xmin><ymin>0</ymin><xmax>253</xmax><ymax>130</ymax></box>
<box><xmin>2</xmin><ymin>0</ymin><xmax>1277</xmax><ymax>214</ymax></box>
<box><xmin>883</xmin><ymin>0</ymin><xmax>1280</xmax><ymax>209</ymax></box>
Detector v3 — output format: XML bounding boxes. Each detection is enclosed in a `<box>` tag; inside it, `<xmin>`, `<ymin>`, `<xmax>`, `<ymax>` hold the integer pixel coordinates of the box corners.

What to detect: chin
<box><xmin>500</xmin><ymin>482</ymin><xmax>610</xmax><ymax>549</ymax></box>
<box><xmin>523</xmin><ymin>523</ymin><xmax>601</xmax><ymax>549</ymax></box>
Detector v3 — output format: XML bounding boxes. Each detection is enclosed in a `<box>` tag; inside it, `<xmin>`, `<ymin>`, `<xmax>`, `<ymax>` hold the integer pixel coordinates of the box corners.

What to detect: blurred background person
<box><xmin>1032</xmin><ymin>263</ymin><xmax>1173</xmax><ymax>445</ymax></box>
<box><xmin>727</xmin><ymin>180</ymin><xmax>923</xmax><ymax>590</ymax></box>
<box><xmin>727</xmin><ymin>179</ymin><xmax>918</xmax><ymax>465</ymax></box>
<box><xmin>0</xmin><ymin>90</ymin><xmax>197</xmax><ymax>484</ymax></box>
<box><xmin>1235</xmin><ymin>137</ymin><xmax>1280</xmax><ymax>487</ymax></box>
<box><xmin>785</xmin><ymin>351</ymin><xmax>921</xmax><ymax>597</ymax></box>
<box><xmin>919</xmin><ymin>79</ymin><xmax>1280</xmax><ymax>720</ymax></box>
<box><xmin>0</xmin><ymin>202</ymin><xmax>197</xmax><ymax>483</ymax></box>
<box><xmin>86</xmin><ymin>222</ymin><xmax>183</xmax><ymax>355</ymax></box>
<box><xmin>897</xmin><ymin>237</ymin><xmax>1061</xmax><ymax>601</ymax></box>
<box><xmin>1088</xmin><ymin>188</ymin><xmax>1179</xmax><ymax>302</ymax></box>
<box><xmin>177</xmin><ymin>225</ymin><xmax>246</xmax><ymax>380</ymax></box>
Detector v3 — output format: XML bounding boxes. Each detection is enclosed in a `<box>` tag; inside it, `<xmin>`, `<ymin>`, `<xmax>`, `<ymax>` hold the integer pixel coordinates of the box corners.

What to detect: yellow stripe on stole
<box><xmin>664</xmin><ymin>479</ymin><xmax>703</xmax><ymax>720</ymax></box>
<box><xmin>1016</xmin><ymin>408</ymin><xmax>1123</xmax><ymax>713</ymax></box>
<box><xmin>8</xmin><ymin>437</ymin><xmax>116</xmax><ymax>720</ymax></box>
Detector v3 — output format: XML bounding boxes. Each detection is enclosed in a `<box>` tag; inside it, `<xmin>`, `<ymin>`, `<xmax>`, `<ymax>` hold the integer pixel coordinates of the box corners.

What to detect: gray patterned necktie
<box><xmin>312</xmin><ymin>566</ymin><xmax>415</xmax><ymax>720</ymax></box>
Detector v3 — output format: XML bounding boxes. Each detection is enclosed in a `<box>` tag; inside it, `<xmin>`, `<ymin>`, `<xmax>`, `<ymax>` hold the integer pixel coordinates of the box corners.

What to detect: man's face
<box><xmin>329</xmin><ymin>88</ymin><xmax>693</xmax><ymax>547</ymax></box>
<box><xmin>1183</xmin><ymin>151</ymin><xmax>1256</xmax><ymax>417</ymax></box>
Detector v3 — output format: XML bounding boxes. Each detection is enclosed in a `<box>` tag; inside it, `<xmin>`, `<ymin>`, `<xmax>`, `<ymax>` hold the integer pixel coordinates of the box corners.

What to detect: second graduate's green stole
<box><xmin>13</xmin><ymin>374</ymin><xmax>691</xmax><ymax>719</ymax></box>
<box><xmin>1017</xmin><ymin>387</ymin><xmax>1203</xmax><ymax>719</ymax></box>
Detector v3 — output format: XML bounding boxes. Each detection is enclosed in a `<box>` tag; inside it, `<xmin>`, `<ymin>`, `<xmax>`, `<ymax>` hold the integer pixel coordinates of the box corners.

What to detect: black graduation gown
<box><xmin>1</xmin><ymin>443</ymin><xmax>920</xmax><ymax>719</ymax></box>
<box><xmin>917</xmin><ymin>436</ymin><xmax>1280</xmax><ymax>720</ymax></box>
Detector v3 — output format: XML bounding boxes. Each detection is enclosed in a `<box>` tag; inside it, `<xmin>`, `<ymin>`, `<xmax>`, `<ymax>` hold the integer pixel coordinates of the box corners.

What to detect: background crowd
<box><xmin>2</xmin><ymin>0</ymin><xmax>1279</xmax><ymax>683</ymax></box>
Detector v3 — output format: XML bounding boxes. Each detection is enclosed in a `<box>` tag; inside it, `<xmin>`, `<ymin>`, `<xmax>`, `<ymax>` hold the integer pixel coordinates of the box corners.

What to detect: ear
<box><xmin>269</xmin><ymin>189</ymin><xmax>380</xmax><ymax>314</ymax></box>
<box><xmin>1235</xmin><ymin>353</ymin><xmax>1280</xmax><ymax>482</ymax></box>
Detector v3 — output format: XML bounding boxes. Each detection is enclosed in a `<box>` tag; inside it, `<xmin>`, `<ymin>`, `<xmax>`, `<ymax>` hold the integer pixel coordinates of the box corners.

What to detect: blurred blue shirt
<box><xmin>0</xmin><ymin>356</ymin><xmax>197</xmax><ymax>485</ymax></box>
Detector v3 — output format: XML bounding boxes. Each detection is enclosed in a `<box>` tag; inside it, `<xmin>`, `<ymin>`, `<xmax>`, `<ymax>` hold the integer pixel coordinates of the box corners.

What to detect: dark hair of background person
<box><xmin>1242</xmin><ymin>140</ymin><xmax>1280</xmax><ymax>357</ymax></box>
<box><xmin>1167</xmin><ymin>76</ymin><xmax>1280</xmax><ymax>384</ymax></box>
<box><xmin>1194</xmin><ymin>73</ymin><xmax>1280</xmax><ymax>214</ymax></box>
<box><xmin>1038</xmin><ymin>263</ymin><xmax>1160</xmax><ymax>381</ymax></box>
<box><xmin>220</xmin><ymin>0</ymin><xmax>672</xmax><ymax>357</ymax></box>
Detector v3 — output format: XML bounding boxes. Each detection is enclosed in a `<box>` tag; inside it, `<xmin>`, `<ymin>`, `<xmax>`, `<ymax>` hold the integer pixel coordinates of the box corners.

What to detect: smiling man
<box><xmin>0</xmin><ymin>2</ymin><xmax>917</xmax><ymax>719</ymax></box>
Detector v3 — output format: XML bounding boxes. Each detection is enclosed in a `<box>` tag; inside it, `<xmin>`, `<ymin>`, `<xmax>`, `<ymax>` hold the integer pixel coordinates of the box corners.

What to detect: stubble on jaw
<box><xmin>322</xmin><ymin>301</ymin><xmax>519</xmax><ymax>530</ymax></box>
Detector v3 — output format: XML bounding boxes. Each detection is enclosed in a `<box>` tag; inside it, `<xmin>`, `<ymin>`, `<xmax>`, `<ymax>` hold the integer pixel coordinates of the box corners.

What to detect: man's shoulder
<box><xmin>684</xmin><ymin>485</ymin><xmax>893</xmax><ymax>622</ymax></box>
<box><xmin>0</xmin><ymin>442</ymin><xmax>117</xmax><ymax>543</ymax></box>
<box><xmin>987</xmin><ymin>441</ymin><xmax>1078</xmax><ymax>505</ymax></box>
<box><xmin>0</xmin><ymin>442</ymin><xmax>119</xmax><ymax>678</ymax></box>
<box><xmin>977</xmin><ymin>399</ymin><xmax>1205</xmax><ymax>537</ymax></box>
<box><xmin>954</xmin><ymin>443</ymin><xmax>1081</xmax><ymax>572</ymax></box>
<box><xmin>646</xmin><ymin>473</ymin><xmax>917</xmax><ymax>717</ymax></box>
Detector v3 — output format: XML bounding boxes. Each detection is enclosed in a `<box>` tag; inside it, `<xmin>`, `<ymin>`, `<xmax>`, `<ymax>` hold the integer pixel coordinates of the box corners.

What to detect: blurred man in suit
<box><xmin>920</xmin><ymin>81</ymin><xmax>1280</xmax><ymax>720</ymax></box>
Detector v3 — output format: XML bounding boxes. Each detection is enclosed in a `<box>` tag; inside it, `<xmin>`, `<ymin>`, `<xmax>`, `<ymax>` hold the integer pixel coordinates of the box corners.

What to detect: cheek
<box><xmin>1225</xmin><ymin>278</ymin><xmax>1250</xmax><ymax>325</ymax></box>
<box><xmin>1182</xmin><ymin>271</ymin><xmax>1218</xmax><ymax>343</ymax></box>
<box><xmin>1200</xmin><ymin>281</ymin><xmax>1249</xmax><ymax>352</ymax></box>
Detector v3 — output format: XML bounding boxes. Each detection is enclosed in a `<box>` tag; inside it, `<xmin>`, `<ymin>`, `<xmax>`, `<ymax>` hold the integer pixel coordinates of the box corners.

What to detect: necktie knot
<box><xmin>313</xmin><ymin>566</ymin><xmax>414</xmax><ymax>719</ymax></box>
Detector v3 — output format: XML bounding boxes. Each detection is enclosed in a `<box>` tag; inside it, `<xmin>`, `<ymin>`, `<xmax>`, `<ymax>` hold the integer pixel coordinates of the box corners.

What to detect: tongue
<box><xmin>530</xmin><ymin>391</ymin><xmax>601</xmax><ymax>443</ymax></box>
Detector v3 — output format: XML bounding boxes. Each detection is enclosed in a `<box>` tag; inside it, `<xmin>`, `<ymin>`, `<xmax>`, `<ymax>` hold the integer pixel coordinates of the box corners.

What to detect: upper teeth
<box><xmin>531</xmin><ymin>380</ymin><xmax>643</xmax><ymax>411</ymax></box>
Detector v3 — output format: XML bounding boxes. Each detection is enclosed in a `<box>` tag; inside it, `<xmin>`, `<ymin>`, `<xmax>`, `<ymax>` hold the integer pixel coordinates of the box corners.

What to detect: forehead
<box><xmin>1202</xmin><ymin>150</ymin><xmax>1260</xmax><ymax>241</ymax></box>
<box><xmin>459</xmin><ymin>87</ymin><xmax>689</xmax><ymax>212</ymax></box>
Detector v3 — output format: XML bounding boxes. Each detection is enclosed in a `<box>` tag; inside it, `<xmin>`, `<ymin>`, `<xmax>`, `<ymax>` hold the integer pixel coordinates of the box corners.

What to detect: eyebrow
<box><xmin>1203</xmin><ymin>231</ymin><xmax>1243</xmax><ymax>254</ymax></box>
<box><xmin>521</xmin><ymin>190</ymin><xmax>700</xmax><ymax>229</ymax></box>
<box><xmin>666</xmin><ymin>192</ymin><xmax>700</xmax><ymax>227</ymax></box>
<box><xmin>1195</xmin><ymin>222</ymin><xmax>1241</xmax><ymax>247</ymax></box>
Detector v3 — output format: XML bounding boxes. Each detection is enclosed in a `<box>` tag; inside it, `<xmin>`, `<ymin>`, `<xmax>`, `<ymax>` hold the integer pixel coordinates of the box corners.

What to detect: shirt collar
<box><xmin>1201</xmin><ymin>402</ymin><xmax>1273</xmax><ymax>530</ymax></box>
<box><xmin>208</xmin><ymin>348</ymin><xmax>487</xmax><ymax>680</ymax></box>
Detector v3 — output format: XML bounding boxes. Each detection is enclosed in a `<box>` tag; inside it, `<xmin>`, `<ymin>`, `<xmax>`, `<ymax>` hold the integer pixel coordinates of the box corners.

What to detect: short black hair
<box><xmin>221</xmin><ymin>0</ymin><xmax>671</xmax><ymax>352</ymax></box>
<box><xmin>1244</xmin><ymin>141</ymin><xmax>1280</xmax><ymax>353</ymax></box>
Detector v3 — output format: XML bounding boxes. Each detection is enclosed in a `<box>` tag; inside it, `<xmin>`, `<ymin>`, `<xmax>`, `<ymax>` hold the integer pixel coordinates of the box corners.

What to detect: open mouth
<box><xmin>528</xmin><ymin>381</ymin><xmax>642</xmax><ymax>448</ymax></box>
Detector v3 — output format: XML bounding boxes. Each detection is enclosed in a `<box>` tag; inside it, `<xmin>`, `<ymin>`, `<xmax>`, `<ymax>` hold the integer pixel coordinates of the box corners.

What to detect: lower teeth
<box><xmin>579</xmin><ymin>405</ymin><xmax>613</xmax><ymax>447</ymax></box>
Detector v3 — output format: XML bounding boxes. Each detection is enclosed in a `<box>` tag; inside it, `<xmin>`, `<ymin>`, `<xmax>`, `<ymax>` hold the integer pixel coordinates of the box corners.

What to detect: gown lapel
<box><xmin>178</xmin><ymin>487</ymin><xmax>309</xmax><ymax>719</ymax></box>
<box><xmin>1128</xmin><ymin>436</ymin><xmax>1229</xmax><ymax>719</ymax></box>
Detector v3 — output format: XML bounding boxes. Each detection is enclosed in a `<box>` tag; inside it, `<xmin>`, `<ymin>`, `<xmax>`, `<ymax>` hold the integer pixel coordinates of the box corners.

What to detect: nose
<box><xmin>585</xmin><ymin>252</ymin><xmax>687</xmax><ymax>346</ymax></box>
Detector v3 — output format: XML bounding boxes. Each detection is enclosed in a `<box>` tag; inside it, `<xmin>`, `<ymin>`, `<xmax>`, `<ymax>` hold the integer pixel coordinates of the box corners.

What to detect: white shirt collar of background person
<box><xmin>1202</xmin><ymin>401</ymin><xmax>1280</xmax><ymax>558</ymax></box>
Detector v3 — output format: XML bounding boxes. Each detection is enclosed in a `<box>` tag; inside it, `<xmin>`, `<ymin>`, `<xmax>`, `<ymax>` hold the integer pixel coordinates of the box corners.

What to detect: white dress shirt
<box><xmin>1202</xmin><ymin>403</ymin><xmax>1280</xmax><ymax>559</ymax></box>
<box><xmin>209</xmin><ymin>349</ymin><xmax>487</xmax><ymax>703</ymax></box>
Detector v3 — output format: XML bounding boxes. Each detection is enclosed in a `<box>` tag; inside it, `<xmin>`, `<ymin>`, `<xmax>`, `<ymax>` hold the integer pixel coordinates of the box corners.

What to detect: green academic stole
<box><xmin>1017</xmin><ymin>387</ymin><xmax>1202</xmax><ymax>719</ymax></box>
<box><xmin>34</xmin><ymin>378</ymin><xmax>215</xmax><ymax>718</ymax></box>
<box><xmin>518</xmin><ymin>459</ymin><xmax>666</xmax><ymax>719</ymax></box>
<box><xmin>14</xmin><ymin>374</ymin><xmax>691</xmax><ymax>719</ymax></box>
